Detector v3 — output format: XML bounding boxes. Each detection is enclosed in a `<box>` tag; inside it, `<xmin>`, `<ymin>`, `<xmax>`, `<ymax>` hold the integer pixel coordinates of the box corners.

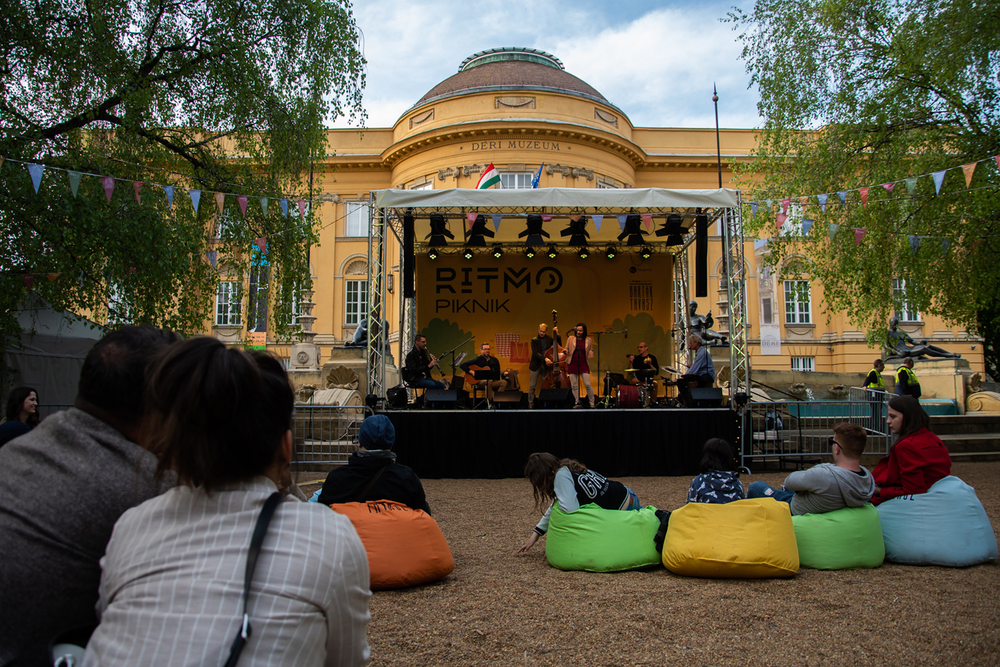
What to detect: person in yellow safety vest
<box><xmin>864</xmin><ymin>359</ymin><xmax>886</xmax><ymax>391</ymax></box>
<box><xmin>896</xmin><ymin>358</ymin><xmax>921</xmax><ymax>399</ymax></box>
<box><xmin>864</xmin><ymin>358</ymin><xmax>887</xmax><ymax>430</ymax></box>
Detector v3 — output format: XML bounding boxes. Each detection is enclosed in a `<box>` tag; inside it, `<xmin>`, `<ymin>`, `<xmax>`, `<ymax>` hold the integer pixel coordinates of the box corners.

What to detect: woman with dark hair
<box><xmin>518</xmin><ymin>452</ymin><xmax>641</xmax><ymax>552</ymax></box>
<box><xmin>0</xmin><ymin>386</ymin><xmax>39</xmax><ymax>448</ymax></box>
<box><xmin>687</xmin><ymin>438</ymin><xmax>745</xmax><ymax>504</ymax></box>
<box><xmin>565</xmin><ymin>322</ymin><xmax>595</xmax><ymax>408</ymax></box>
<box><xmin>84</xmin><ymin>337</ymin><xmax>371</xmax><ymax>666</ymax></box>
<box><xmin>870</xmin><ymin>395</ymin><xmax>951</xmax><ymax>505</ymax></box>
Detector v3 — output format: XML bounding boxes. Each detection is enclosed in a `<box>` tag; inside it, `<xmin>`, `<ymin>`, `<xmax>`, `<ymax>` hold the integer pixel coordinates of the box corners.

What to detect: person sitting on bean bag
<box><xmin>748</xmin><ymin>422</ymin><xmax>875</xmax><ymax>514</ymax></box>
<box><xmin>871</xmin><ymin>396</ymin><xmax>951</xmax><ymax>505</ymax></box>
<box><xmin>318</xmin><ymin>415</ymin><xmax>430</xmax><ymax>514</ymax></box>
<box><xmin>687</xmin><ymin>438</ymin><xmax>745</xmax><ymax>504</ymax></box>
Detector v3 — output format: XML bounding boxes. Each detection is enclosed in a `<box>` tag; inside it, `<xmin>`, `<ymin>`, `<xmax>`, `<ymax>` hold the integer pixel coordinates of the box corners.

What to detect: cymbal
<box><xmin>624</xmin><ymin>368</ymin><xmax>641</xmax><ymax>372</ymax></box>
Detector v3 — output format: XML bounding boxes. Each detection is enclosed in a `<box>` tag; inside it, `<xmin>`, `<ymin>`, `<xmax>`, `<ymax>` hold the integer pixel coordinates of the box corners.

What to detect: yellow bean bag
<box><xmin>791</xmin><ymin>504</ymin><xmax>884</xmax><ymax>569</ymax></box>
<box><xmin>329</xmin><ymin>500</ymin><xmax>455</xmax><ymax>590</ymax></box>
<box><xmin>662</xmin><ymin>498</ymin><xmax>799</xmax><ymax>578</ymax></box>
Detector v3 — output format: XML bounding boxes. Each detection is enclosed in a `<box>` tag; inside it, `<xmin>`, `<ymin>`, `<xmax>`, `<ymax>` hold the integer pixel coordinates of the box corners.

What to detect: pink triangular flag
<box><xmin>569</xmin><ymin>214</ymin><xmax>583</xmax><ymax>222</ymax></box>
<box><xmin>215</xmin><ymin>192</ymin><xmax>225</xmax><ymax>213</ymax></box>
<box><xmin>133</xmin><ymin>181</ymin><xmax>143</xmax><ymax>205</ymax></box>
<box><xmin>23</xmin><ymin>274</ymin><xmax>34</xmax><ymax>290</ymax></box>
<box><xmin>994</xmin><ymin>156</ymin><xmax>1000</xmax><ymax>172</ymax></box>
<box><xmin>776</xmin><ymin>213</ymin><xmax>787</xmax><ymax>232</ymax></box>
<box><xmin>467</xmin><ymin>212</ymin><xmax>478</xmax><ymax>224</ymax></box>
<box><xmin>101</xmin><ymin>176</ymin><xmax>115</xmax><ymax>202</ymax></box>
<box><xmin>882</xmin><ymin>182</ymin><xmax>896</xmax><ymax>193</ymax></box>
<box><xmin>238</xmin><ymin>195</ymin><xmax>249</xmax><ymax>217</ymax></box>
<box><xmin>542</xmin><ymin>215</ymin><xmax>553</xmax><ymax>222</ymax></box>
<box><xmin>641</xmin><ymin>214</ymin><xmax>653</xmax><ymax>231</ymax></box>
<box><xmin>859</xmin><ymin>187</ymin><xmax>869</xmax><ymax>207</ymax></box>
<box><xmin>781</xmin><ymin>198</ymin><xmax>790</xmax><ymax>214</ymax></box>
<box><xmin>962</xmin><ymin>162</ymin><xmax>977</xmax><ymax>187</ymax></box>
<box><xmin>854</xmin><ymin>228</ymin><xmax>866</xmax><ymax>245</ymax></box>
<box><xmin>255</xmin><ymin>237</ymin><xmax>267</xmax><ymax>253</ymax></box>
<box><xmin>297</xmin><ymin>199</ymin><xmax>306</xmax><ymax>219</ymax></box>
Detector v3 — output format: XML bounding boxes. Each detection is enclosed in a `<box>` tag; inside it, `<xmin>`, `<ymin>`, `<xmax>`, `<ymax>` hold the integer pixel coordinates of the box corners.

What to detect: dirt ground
<box><xmin>299</xmin><ymin>462</ymin><xmax>1000</xmax><ymax>667</ymax></box>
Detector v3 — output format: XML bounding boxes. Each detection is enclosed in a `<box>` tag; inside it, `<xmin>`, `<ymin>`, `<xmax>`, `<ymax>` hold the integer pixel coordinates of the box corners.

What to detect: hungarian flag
<box><xmin>476</xmin><ymin>163</ymin><xmax>500</xmax><ymax>189</ymax></box>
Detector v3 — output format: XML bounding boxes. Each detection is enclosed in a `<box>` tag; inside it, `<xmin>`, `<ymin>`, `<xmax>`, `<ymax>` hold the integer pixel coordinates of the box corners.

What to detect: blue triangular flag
<box><xmin>801</xmin><ymin>219</ymin><xmax>814</xmax><ymax>236</ymax></box>
<box><xmin>68</xmin><ymin>171</ymin><xmax>82</xmax><ymax>198</ymax></box>
<box><xmin>280</xmin><ymin>198</ymin><xmax>289</xmax><ymax>218</ymax></box>
<box><xmin>27</xmin><ymin>163</ymin><xmax>44</xmax><ymax>193</ymax></box>
<box><xmin>817</xmin><ymin>194</ymin><xmax>828</xmax><ymax>213</ymax></box>
<box><xmin>909</xmin><ymin>235</ymin><xmax>921</xmax><ymax>254</ymax></box>
<box><xmin>837</xmin><ymin>191</ymin><xmax>847</xmax><ymax>205</ymax></box>
<box><xmin>941</xmin><ymin>239</ymin><xmax>950</xmax><ymax>252</ymax></box>
<box><xmin>490</xmin><ymin>214</ymin><xmax>502</xmax><ymax>231</ymax></box>
<box><xmin>932</xmin><ymin>170</ymin><xmax>946</xmax><ymax>195</ymax></box>
<box><xmin>751</xmin><ymin>202</ymin><xmax>758</xmax><ymax>217</ymax></box>
<box><xmin>163</xmin><ymin>185</ymin><xmax>175</xmax><ymax>209</ymax></box>
<box><xmin>206</xmin><ymin>250</ymin><xmax>217</xmax><ymax>268</ymax></box>
<box><xmin>189</xmin><ymin>189</ymin><xmax>201</xmax><ymax>212</ymax></box>
<box><xmin>592</xmin><ymin>214</ymin><xmax>603</xmax><ymax>232</ymax></box>
<box><xmin>616</xmin><ymin>214</ymin><xmax>627</xmax><ymax>231</ymax></box>
<box><xmin>828</xmin><ymin>223</ymin><xmax>840</xmax><ymax>239</ymax></box>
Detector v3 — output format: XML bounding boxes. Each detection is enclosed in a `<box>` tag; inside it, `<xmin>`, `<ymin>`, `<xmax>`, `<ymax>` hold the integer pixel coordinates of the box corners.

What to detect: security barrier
<box><xmin>292</xmin><ymin>404</ymin><xmax>369</xmax><ymax>465</ymax></box>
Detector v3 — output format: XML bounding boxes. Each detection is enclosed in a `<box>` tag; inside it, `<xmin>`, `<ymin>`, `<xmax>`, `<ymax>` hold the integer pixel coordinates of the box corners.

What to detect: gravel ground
<box><xmin>299</xmin><ymin>461</ymin><xmax>1000</xmax><ymax>667</ymax></box>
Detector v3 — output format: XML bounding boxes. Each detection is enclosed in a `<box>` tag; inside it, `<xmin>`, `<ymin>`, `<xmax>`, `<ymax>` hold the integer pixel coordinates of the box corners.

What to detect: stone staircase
<box><xmin>933</xmin><ymin>414</ymin><xmax>1000</xmax><ymax>462</ymax></box>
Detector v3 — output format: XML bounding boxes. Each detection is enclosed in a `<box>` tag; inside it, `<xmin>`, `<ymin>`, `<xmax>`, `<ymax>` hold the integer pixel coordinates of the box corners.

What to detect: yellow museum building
<box><xmin>211</xmin><ymin>48</ymin><xmax>983</xmax><ymax>385</ymax></box>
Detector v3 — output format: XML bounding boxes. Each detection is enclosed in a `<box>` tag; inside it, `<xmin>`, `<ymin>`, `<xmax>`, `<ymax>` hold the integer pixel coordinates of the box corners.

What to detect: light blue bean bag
<box><xmin>877</xmin><ymin>476</ymin><xmax>998</xmax><ymax>567</ymax></box>
<box><xmin>545</xmin><ymin>503</ymin><xmax>662</xmax><ymax>572</ymax></box>
<box><xmin>791</xmin><ymin>504</ymin><xmax>884</xmax><ymax>570</ymax></box>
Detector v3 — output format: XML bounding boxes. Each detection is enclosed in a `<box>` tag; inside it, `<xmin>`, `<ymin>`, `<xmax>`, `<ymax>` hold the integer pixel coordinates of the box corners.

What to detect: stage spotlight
<box><xmin>462</xmin><ymin>247</ymin><xmax>475</xmax><ymax>260</ymax></box>
<box><xmin>656</xmin><ymin>213</ymin><xmax>686</xmax><ymax>246</ymax></box>
<box><xmin>428</xmin><ymin>248</ymin><xmax>439</xmax><ymax>260</ymax></box>
<box><xmin>640</xmin><ymin>246</ymin><xmax>653</xmax><ymax>260</ymax></box>
<box><xmin>426</xmin><ymin>214</ymin><xmax>454</xmax><ymax>247</ymax></box>
<box><xmin>518</xmin><ymin>214</ymin><xmax>550</xmax><ymax>246</ymax></box>
<box><xmin>492</xmin><ymin>244</ymin><xmax>503</xmax><ymax>259</ymax></box>
<box><xmin>578</xmin><ymin>247</ymin><xmax>590</xmax><ymax>260</ymax></box>
<box><xmin>617</xmin><ymin>214</ymin><xmax>648</xmax><ymax>246</ymax></box>
<box><xmin>546</xmin><ymin>246</ymin><xmax>558</xmax><ymax>259</ymax></box>
<box><xmin>560</xmin><ymin>216</ymin><xmax>590</xmax><ymax>247</ymax></box>
<box><xmin>466</xmin><ymin>215</ymin><xmax>494</xmax><ymax>247</ymax></box>
<box><xmin>605</xmin><ymin>245</ymin><xmax>617</xmax><ymax>259</ymax></box>
<box><xmin>524</xmin><ymin>247</ymin><xmax>536</xmax><ymax>259</ymax></box>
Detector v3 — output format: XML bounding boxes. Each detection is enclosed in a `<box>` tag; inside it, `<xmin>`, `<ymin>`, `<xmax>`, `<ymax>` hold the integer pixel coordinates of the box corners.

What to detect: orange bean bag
<box><xmin>329</xmin><ymin>500</ymin><xmax>455</xmax><ymax>590</ymax></box>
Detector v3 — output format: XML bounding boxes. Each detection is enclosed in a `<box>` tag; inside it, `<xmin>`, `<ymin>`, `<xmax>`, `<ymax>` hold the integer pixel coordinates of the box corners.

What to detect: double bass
<box><xmin>541</xmin><ymin>310</ymin><xmax>571</xmax><ymax>390</ymax></box>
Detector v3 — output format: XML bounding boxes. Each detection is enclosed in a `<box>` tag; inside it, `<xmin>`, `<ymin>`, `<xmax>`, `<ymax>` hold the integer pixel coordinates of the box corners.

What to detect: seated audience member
<box><xmin>0</xmin><ymin>385</ymin><xmax>41</xmax><ymax>448</ymax></box>
<box><xmin>748</xmin><ymin>422</ymin><xmax>875</xmax><ymax>514</ymax></box>
<box><xmin>687</xmin><ymin>438</ymin><xmax>745</xmax><ymax>504</ymax></box>
<box><xmin>83</xmin><ymin>337</ymin><xmax>371</xmax><ymax>666</ymax></box>
<box><xmin>870</xmin><ymin>395</ymin><xmax>951</xmax><ymax>505</ymax></box>
<box><xmin>317</xmin><ymin>414</ymin><xmax>431</xmax><ymax>514</ymax></box>
<box><xmin>0</xmin><ymin>326</ymin><xmax>180</xmax><ymax>666</ymax></box>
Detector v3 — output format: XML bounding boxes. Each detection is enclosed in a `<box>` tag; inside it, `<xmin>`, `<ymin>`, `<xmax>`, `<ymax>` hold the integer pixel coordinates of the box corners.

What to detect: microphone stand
<box><xmin>436</xmin><ymin>335</ymin><xmax>475</xmax><ymax>389</ymax></box>
<box><xmin>595</xmin><ymin>328</ymin><xmax>628</xmax><ymax>408</ymax></box>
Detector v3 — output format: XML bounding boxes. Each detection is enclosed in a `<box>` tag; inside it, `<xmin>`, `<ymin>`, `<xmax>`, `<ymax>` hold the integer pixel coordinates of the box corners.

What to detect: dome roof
<box><xmin>407</xmin><ymin>47</ymin><xmax>614</xmax><ymax>113</ymax></box>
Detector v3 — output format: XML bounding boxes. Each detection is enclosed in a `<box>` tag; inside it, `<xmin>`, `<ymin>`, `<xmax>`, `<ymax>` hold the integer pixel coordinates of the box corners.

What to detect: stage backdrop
<box><xmin>415</xmin><ymin>253</ymin><xmax>675</xmax><ymax>392</ymax></box>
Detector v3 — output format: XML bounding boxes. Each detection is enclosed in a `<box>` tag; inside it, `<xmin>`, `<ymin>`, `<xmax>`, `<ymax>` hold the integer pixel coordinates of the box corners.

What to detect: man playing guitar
<box><xmin>460</xmin><ymin>342</ymin><xmax>508</xmax><ymax>401</ymax></box>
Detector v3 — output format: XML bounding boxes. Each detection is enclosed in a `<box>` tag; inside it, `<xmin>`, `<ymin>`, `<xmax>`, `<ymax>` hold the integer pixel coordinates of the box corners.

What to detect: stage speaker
<box><xmin>695</xmin><ymin>212</ymin><xmax>708</xmax><ymax>298</ymax></box>
<box><xmin>403</xmin><ymin>214</ymin><xmax>415</xmax><ymax>298</ymax></box>
<box><xmin>425</xmin><ymin>389</ymin><xmax>463</xmax><ymax>409</ymax></box>
<box><xmin>492</xmin><ymin>391</ymin><xmax>524</xmax><ymax>410</ymax></box>
<box><xmin>538</xmin><ymin>388</ymin><xmax>574</xmax><ymax>409</ymax></box>
<box><xmin>690</xmin><ymin>387</ymin><xmax>724</xmax><ymax>408</ymax></box>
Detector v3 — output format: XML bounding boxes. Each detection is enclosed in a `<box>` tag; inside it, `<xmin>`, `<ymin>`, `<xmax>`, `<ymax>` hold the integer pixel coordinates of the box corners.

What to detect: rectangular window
<box><xmin>287</xmin><ymin>289</ymin><xmax>301</xmax><ymax>326</ymax></box>
<box><xmin>500</xmin><ymin>172</ymin><xmax>532</xmax><ymax>189</ymax></box>
<box><xmin>784</xmin><ymin>280</ymin><xmax>811</xmax><ymax>324</ymax></box>
<box><xmin>345</xmin><ymin>202</ymin><xmax>370</xmax><ymax>237</ymax></box>
<box><xmin>410</xmin><ymin>181</ymin><xmax>433</xmax><ymax>190</ymax></box>
<box><xmin>215</xmin><ymin>212</ymin><xmax>236</xmax><ymax>239</ymax></box>
<box><xmin>791</xmin><ymin>356</ymin><xmax>815</xmax><ymax>372</ymax></box>
<box><xmin>345</xmin><ymin>279</ymin><xmax>367</xmax><ymax>326</ymax></box>
<box><xmin>215</xmin><ymin>281</ymin><xmax>242</xmax><ymax>326</ymax></box>
<box><xmin>246</xmin><ymin>263</ymin><xmax>268</xmax><ymax>333</ymax></box>
<box><xmin>893</xmin><ymin>278</ymin><xmax>920</xmax><ymax>322</ymax></box>
<box><xmin>762</xmin><ymin>297</ymin><xmax>773</xmax><ymax>325</ymax></box>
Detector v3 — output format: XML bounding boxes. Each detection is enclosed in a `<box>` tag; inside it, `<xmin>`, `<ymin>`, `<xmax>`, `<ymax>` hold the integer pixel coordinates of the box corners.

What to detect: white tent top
<box><xmin>374</xmin><ymin>187</ymin><xmax>740</xmax><ymax>212</ymax></box>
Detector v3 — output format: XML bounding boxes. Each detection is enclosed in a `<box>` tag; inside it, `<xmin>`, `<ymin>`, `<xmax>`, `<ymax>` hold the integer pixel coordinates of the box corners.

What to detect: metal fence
<box><xmin>293</xmin><ymin>404</ymin><xmax>369</xmax><ymax>465</ymax></box>
<box><xmin>741</xmin><ymin>393</ymin><xmax>890</xmax><ymax>472</ymax></box>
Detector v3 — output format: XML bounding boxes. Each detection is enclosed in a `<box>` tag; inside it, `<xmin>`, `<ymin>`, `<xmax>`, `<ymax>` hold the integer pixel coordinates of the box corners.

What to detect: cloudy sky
<box><xmin>333</xmin><ymin>0</ymin><xmax>763</xmax><ymax>130</ymax></box>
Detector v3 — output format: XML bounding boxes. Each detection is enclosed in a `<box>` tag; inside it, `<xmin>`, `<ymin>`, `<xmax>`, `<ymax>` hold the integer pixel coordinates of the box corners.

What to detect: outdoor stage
<box><xmin>383</xmin><ymin>406</ymin><xmax>739</xmax><ymax>479</ymax></box>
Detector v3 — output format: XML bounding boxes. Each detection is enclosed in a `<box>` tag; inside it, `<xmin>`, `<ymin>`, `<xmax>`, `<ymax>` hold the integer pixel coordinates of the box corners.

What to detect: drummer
<box><xmin>627</xmin><ymin>342</ymin><xmax>659</xmax><ymax>385</ymax></box>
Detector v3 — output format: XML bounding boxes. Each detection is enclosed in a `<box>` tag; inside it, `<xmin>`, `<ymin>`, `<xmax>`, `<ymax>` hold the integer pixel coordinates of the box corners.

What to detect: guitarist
<box><xmin>527</xmin><ymin>323</ymin><xmax>560</xmax><ymax>409</ymax></box>
<box><xmin>404</xmin><ymin>334</ymin><xmax>447</xmax><ymax>390</ymax></box>
<box><xmin>460</xmin><ymin>343</ymin><xmax>508</xmax><ymax>401</ymax></box>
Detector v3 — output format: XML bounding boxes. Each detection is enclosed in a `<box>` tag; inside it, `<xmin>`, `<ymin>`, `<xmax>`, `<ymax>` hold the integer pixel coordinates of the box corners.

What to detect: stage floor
<box><xmin>383</xmin><ymin>407</ymin><xmax>739</xmax><ymax>478</ymax></box>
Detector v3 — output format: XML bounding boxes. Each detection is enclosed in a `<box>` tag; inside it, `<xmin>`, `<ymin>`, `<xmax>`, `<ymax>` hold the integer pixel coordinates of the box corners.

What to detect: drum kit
<box><xmin>603</xmin><ymin>367</ymin><xmax>662</xmax><ymax>408</ymax></box>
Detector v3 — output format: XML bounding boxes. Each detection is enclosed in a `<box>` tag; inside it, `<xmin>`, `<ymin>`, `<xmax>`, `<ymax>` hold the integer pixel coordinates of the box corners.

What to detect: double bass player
<box><xmin>527</xmin><ymin>323</ymin><xmax>560</xmax><ymax>409</ymax></box>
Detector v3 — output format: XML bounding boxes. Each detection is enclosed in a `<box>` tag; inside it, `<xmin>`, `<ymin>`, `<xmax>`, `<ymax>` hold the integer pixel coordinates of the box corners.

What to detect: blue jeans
<box><xmin>415</xmin><ymin>377</ymin><xmax>446</xmax><ymax>390</ymax></box>
<box><xmin>624</xmin><ymin>488</ymin><xmax>642</xmax><ymax>511</ymax></box>
<box><xmin>747</xmin><ymin>481</ymin><xmax>794</xmax><ymax>504</ymax></box>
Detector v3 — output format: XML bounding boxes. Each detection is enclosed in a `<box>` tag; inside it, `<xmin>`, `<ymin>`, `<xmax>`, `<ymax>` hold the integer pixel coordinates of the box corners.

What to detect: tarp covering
<box><xmin>374</xmin><ymin>187</ymin><xmax>740</xmax><ymax>212</ymax></box>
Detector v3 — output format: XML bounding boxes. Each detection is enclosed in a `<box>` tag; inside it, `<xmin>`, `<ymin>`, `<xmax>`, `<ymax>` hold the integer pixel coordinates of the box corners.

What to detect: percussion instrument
<box><xmin>617</xmin><ymin>384</ymin><xmax>641</xmax><ymax>408</ymax></box>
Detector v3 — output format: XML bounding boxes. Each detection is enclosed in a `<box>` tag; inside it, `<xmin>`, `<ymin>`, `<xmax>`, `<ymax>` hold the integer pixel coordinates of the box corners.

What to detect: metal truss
<box><xmin>721</xmin><ymin>197</ymin><xmax>751</xmax><ymax>398</ymax></box>
<box><xmin>365</xmin><ymin>193</ymin><xmax>387</xmax><ymax>398</ymax></box>
<box><xmin>673</xmin><ymin>250</ymin><xmax>690</xmax><ymax>371</ymax></box>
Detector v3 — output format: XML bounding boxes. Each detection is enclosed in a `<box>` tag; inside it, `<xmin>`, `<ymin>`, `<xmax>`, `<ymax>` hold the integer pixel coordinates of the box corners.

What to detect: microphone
<box><xmin>625</xmin><ymin>327</ymin><xmax>628</xmax><ymax>339</ymax></box>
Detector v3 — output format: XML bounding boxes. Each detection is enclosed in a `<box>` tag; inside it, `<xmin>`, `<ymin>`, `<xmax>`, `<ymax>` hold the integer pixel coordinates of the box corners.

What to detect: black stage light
<box><xmin>518</xmin><ymin>214</ymin><xmax>550</xmax><ymax>246</ymax></box>
<box><xmin>640</xmin><ymin>246</ymin><xmax>653</xmax><ymax>259</ymax></box>
<box><xmin>466</xmin><ymin>214</ymin><xmax>494</xmax><ymax>247</ymax></box>
<box><xmin>617</xmin><ymin>214</ymin><xmax>648</xmax><ymax>247</ymax></box>
<box><xmin>462</xmin><ymin>247</ymin><xmax>475</xmax><ymax>260</ymax></box>
<box><xmin>605</xmin><ymin>245</ymin><xmax>617</xmax><ymax>259</ymax></box>
<box><xmin>524</xmin><ymin>247</ymin><xmax>536</xmax><ymax>259</ymax></box>
<box><xmin>426</xmin><ymin>214</ymin><xmax>454</xmax><ymax>247</ymax></box>
<box><xmin>492</xmin><ymin>244</ymin><xmax>503</xmax><ymax>259</ymax></box>
<box><xmin>578</xmin><ymin>247</ymin><xmax>589</xmax><ymax>259</ymax></box>
<box><xmin>428</xmin><ymin>248</ymin><xmax>439</xmax><ymax>260</ymax></box>
<box><xmin>656</xmin><ymin>213</ymin><xmax>686</xmax><ymax>246</ymax></box>
<box><xmin>560</xmin><ymin>216</ymin><xmax>590</xmax><ymax>247</ymax></box>
<box><xmin>546</xmin><ymin>245</ymin><xmax>558</xmax><ymax>259</ymax></box>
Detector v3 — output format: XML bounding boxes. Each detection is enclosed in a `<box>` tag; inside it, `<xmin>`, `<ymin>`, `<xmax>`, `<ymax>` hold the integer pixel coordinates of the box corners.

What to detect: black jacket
<box><xmin>317</xmin><ymin>450</ymin><xmax>431</xmax><ymax>514</ymax></box>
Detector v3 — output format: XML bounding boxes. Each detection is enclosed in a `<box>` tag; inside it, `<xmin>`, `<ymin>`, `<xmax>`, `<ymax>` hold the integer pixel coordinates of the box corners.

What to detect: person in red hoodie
<box><xmin>871</xmin><ymin>395</ymin><xmax>951</xmax><ymax>505</ymax></box>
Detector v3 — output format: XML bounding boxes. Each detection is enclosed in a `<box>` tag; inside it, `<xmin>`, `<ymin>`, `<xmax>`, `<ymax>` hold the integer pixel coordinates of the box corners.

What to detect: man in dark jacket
<box><xmin>318</xmin><ymin>415</ymin><xmax>431</xmax><ymax>514</ymax></box>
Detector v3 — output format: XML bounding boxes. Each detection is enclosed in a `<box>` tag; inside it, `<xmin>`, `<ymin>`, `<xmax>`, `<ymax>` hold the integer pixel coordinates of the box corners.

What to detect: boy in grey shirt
<box><xmin>747</xmin><ymin>422</ymin><xmax>875</xmax><ymax>514</ymax></box>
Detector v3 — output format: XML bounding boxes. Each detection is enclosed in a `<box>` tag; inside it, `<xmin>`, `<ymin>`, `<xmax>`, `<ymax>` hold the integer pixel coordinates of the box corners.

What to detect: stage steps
<box><xmin>933</xmin><ymin>414</ymin><xmax>1000</xmax><ymax>462</ymax></box>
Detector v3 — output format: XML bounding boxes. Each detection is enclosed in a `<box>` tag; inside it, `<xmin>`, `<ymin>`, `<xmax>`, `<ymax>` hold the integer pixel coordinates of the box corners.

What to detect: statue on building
<box><xmin>885</xmin><ymin>316</ymin><xmax>961</xmax><ymax>360</ymax></box>
<box><xmin>689</xmin><ymin>301</ymin><xmax>728</xmax><ymax>346</ymax></box>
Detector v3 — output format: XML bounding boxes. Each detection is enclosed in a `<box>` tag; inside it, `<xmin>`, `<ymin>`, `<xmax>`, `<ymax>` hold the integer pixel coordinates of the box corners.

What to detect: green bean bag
<box><xmin>791</xmin><ymin>504</ymin><xmax>884</xmax><ymax>569</ymax></box>
<box><xmin>545</xmin><ymin>502</ymin><xmax>662</xmax><ymax>572</ymax></box>
<box><xmin>662</xmin><ymin>498</ymin><xmax>799</xmax><ymax>578</ymax></box>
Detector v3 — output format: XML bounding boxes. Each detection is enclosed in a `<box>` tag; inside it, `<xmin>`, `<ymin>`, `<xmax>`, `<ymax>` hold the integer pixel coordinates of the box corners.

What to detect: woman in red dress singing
<box><xmin>871</xmin><ymin>395</ymin><xmax>951</xmax><ymax>505</ymax></box>
<box><xmin>565</xmin><ymin>322</ymin><xmax>595</xmax><ymax>408</ymax></box>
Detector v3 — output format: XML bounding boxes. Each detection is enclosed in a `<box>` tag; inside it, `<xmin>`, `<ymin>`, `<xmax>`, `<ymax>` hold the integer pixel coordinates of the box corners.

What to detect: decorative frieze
<box><xmin>409</xmin><ymin>109</ymin><xmax>435</xmax><ymax>129</ymax></box>
<box><xmin>495</xmin><ymin>96</ymin><xmax>536</xmax><ymax>109</ymax></box>
<box><xmin>595</xmin><ymin>108</ymin><xmax>618</xmax><ymax>128</ymax></box>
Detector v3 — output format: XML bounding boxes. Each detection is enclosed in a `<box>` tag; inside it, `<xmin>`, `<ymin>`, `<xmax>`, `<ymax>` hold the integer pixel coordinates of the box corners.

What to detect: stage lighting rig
<box><xmin>578</xmin><ymin>247</ymin><xmax>590</xmax><ymax>260</ymax></box>
<box><xmin>466</xmin><ymin>215</ymin><xmax>494</xmax><ymax>246</ymax></box>
<box><xmin>617</xmin><ymin>214</ymin><xmax>648</xmax><ymax>246</ymax></box>
<box><xmin>518</xmin><ymin>214</ymin><xmax>550</xmax><ymax>246</ymax></box>
<box><xmin>560</xmin><ymin>216</ymin><xmax>590</xmax><ymax>247</ymax></box>
<box><xmin>492</xmin><ymin>245</ymin><xmax>503</xmax><ymax>259</ymax></box>
<box><xmin>656</xmin><ymin>213</ymin><xmax>686</xmax><ymax>246</ymax></box>
<box><xmin>605</xmin><ymin>245</ymin><xmax>617</xmax><ymax>260</ymax></box>
<box><xmin>426</xmin><ymin>214</ymin><xmax>454</xmax><ymax>247</ymax></box>
<box><xmin>546</xmin><ymin>246</ymin><xmax>558</xmax><ymax>259</ymax></box>
<box><xmin>462</xmin><ymin>247</ymin><xmax>475</xmax><ymax>260</ymax></box>
<box><xmin>524</xmin><ymin>247</ymin><xmax>536</xmax><ymax>259</ymax></box>
<box><xmin>428</xmin><ymin>248</ymin><xmax>439</xmax><ymax>260</ymax></box>
<box><xmin>639</xmin><ymin>246</ymin><xmax>653</xmax><ymax>260</ymax></box>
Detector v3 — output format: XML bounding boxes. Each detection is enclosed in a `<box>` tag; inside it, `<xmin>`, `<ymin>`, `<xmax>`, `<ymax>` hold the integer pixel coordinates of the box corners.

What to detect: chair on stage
<box><xmin>464</xmin><ymin>368</ymin><xmax>502</xmax><ymax>409</ymax></box>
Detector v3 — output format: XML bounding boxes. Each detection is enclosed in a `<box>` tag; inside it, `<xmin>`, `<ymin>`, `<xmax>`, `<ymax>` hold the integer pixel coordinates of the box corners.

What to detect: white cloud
<box><xmin>332</xmin><ymin>0</ymin><xmax>760</xmax><ymax>130</ymax></box>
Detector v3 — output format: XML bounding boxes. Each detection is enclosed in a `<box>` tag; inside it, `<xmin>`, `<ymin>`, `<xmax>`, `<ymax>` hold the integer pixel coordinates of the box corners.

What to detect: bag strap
<box><xmin>223</xmin><ymin>491</ymin><xmax>282</xmax><ymax>667</ymax></box>
<box><xmin>355</xmin><ymin>466</ymin><xmax>387</xmax><ymax>502</ymax></box>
